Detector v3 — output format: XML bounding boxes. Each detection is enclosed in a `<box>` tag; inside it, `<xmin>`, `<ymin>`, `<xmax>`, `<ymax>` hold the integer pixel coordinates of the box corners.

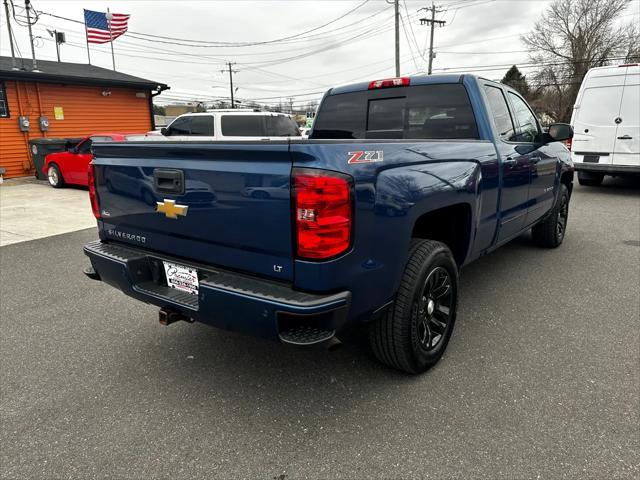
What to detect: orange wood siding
<box><xmin>0</xmin><ymin>80</ymin><xmax>152</xmax><ymax>178</ymax></box>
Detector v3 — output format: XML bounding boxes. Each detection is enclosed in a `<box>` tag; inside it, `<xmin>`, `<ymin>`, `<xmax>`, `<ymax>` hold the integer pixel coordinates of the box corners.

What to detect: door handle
<box><xmin>617</xmin><ymin>135</ymin><xmax>633</xmax><ymax>140</ymax></box>
<box><xmin>530</xmin><ymin>156</ymin><xmax>542</xmax><ymax>164</ymax></box>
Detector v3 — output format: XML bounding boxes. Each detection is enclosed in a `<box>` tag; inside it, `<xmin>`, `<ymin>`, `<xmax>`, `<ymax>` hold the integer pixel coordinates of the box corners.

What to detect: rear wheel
<box><xmin>577</xmin><ymin>171</ymin><xmax>604</xmax><ymax>186</ymax></box>
<box><xmin>47</xmin><ymin>164</ymin><xmax>64</xmax><ymax>188</ymax></box>
<box><xmin>369</xmin><ymin>239</ymin><xmax>458</xmax><ymax>374</ymax></box>
<box><xmin>532</xmin><ymin>183</ymin><xmax>569</xmax><ymax>248</ymax></box>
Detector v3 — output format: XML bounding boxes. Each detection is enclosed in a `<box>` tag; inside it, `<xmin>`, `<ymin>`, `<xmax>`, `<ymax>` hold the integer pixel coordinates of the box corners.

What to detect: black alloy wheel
<box><xmin>415</xmin><ymin>267</ymin><xmax>453</xmax><ymax>352</ymax></box>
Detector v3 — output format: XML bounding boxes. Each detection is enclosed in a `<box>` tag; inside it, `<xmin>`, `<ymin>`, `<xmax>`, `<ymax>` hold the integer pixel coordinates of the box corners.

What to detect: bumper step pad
<box><xmin>279</xmin><ymin>325</ymin><xmax>335</xmax><ymax>346</ymax></box>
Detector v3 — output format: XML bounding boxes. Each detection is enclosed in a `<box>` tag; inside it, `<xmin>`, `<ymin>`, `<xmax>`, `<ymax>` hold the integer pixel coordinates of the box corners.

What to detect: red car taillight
<box><xmin>565</xmin><ymin>137</ymin><xmax>572</xmax><ymax>151</ymax></box>
<box><xmin>88</xmin><ymin>163</ymin><xmax>101</xmax><ymax>219</ymax></box>
<box><xmin>293</xmin><ymin>168</ymin><xmax>353</xmax><ymax>260</ymax></box>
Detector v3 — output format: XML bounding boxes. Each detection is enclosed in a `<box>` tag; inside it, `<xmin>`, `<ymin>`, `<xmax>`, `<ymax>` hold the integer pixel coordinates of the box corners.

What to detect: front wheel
<box><xmin>532</xmin><ymin>183</ymin><xmax>569</xmax><ymax>248</ymax></box>
<box><xmin>369</xmin><ymin>239</ymin><xmax>458</xmax><ymax>374</ymax></box>
<box><xmin>47</xmin><ymin>164</ymin><xmax>64</xmax><ymax>188</ymax></box>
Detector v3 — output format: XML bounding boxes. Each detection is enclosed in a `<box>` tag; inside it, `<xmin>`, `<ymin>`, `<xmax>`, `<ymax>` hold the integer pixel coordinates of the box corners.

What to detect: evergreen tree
<box><xmin>501</xmin><ymin>65</ymin><xmax>530</xmax><ymax>97</ymax></box>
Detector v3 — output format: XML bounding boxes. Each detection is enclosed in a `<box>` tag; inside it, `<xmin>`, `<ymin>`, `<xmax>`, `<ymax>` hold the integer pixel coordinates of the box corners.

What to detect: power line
<box><xmin>38</xmin><ymin>1</ymin><xmax>374</xmax><ymax>48</ymax></box>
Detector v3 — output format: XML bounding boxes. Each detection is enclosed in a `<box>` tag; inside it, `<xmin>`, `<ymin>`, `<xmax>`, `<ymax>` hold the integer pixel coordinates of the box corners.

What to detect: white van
<box><xmin>570</xmin><ymin>64</ymin><xmax>639</xmax><ymax>186</ymax></box>
<box><xmin>154</xmin><ymin>110</ymin><xmax>301</xmax><ymax>141</ymax></box>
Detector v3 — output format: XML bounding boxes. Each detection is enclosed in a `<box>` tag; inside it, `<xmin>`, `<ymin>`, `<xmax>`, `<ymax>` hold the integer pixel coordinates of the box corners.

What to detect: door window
<box><xmin>508</xmin><ymin>92</ymin><xmax>539</xmax><ymax>143</ymax></box>
<box><xmin>167</xmin><ymin>116</ymin><xmax>192</xmax><ymax>135</ymax></box>
<box><xmin>77</xmin><ymin>139</ymin><xmax>92</xmax><ymax>154</ymax></box>
<box><xmin>482</xmin><ymin>85</ymin><xmax>515</xmax><ymax>139</ymax></box>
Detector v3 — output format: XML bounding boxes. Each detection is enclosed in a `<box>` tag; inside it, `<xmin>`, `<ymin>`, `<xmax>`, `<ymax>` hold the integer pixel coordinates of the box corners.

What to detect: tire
<box><xmin>577</xmin><ymin>171</ymin><xmax>604</xmax><ymax>186</ymax></box>
<box><xmin>532</xmin><ymin>183</ymin><xmax>569</xmax><ymax>248</ymax></box>
<box><xmin>46</xmin><ymin>164</ymin><xmax>64</xmax><ymax>188</ymax></box>
<box><xmin>369</xmin><ymin>239</ymin><xmax>458</xmax><ymax>374</ymax></box>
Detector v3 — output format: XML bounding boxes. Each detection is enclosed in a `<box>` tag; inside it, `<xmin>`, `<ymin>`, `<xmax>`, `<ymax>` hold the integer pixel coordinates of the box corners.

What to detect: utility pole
<box><xmin>24</xmin><ymin>0</ymin><xmax>38</xmax><ymax>71</ymax></box>
<box><xmin>394</xmin><ymin>0</ymin><xmax>400</xmax><ymax>76</ymax></box>
<box><xmin>221</xmin><ymin>62</ymin><xmax>238</xmax><ymax>108</ymax></box>
<box><xmin>386</xmin><ymin>0</ymin><xmax>400</xmax><ymax>76</ymax></box>
<box><xmin>287</xmin><ymin>97</ymin><xmax>294</xmax><ymax>114</ymax></box>
<box><xmin>3</xmin><ymin>0</ymin><xmax>18</xmax><ymax>70</ymax></box>
<box><xmin>419</xmin><ymin>2</ymin><xmax>446</xmax><ymax>74</ymax></box>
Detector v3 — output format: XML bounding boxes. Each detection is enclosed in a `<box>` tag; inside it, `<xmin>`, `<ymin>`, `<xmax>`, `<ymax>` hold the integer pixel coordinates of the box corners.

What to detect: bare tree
<box><xmin>522</xmin><ymin>0</ymin><xmax>639</xmax><ymax>122</ymax></box>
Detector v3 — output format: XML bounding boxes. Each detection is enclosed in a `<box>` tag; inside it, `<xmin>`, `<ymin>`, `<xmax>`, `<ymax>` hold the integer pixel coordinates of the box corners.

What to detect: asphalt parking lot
<box><xmin>1</xmin><ymin>177</ymin><xmax>639</xmax><ymax>479</ymax></box>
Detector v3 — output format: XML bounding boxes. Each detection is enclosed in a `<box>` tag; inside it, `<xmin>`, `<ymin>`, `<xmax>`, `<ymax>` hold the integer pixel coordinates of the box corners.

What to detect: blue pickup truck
<box><xmin>84</xmin><ymin>74</ymin><xmax>574</xmax><ymax>374</ymax></box>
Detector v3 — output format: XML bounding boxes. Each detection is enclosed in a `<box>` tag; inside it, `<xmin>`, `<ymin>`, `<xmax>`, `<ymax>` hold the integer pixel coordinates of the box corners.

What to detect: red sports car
<box><xmin>43</xmin><ymin>133</ymin><xmax>130</xmax><ymax>188</ymax></box>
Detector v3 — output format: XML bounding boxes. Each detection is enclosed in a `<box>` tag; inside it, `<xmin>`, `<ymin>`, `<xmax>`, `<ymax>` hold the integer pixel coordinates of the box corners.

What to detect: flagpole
<box><xmin>83</xmin><ymin>10</ymin><xmax>91</xmax><ymax>64</ymax></box>
<box><xmin>107</xmin><ymin>8</ymin><xmax>116</xmax><ymax>71</ymax></box>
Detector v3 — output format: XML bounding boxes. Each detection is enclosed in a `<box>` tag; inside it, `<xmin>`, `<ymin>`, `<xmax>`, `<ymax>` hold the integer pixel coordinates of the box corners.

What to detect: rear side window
<box><xmin>312</xmin><ymin>84</ymin><xmax>479</xmax><ymax>140</ymax></box>
<box><xmin>482</xmin><ymin>85</ymin><xmax>515</xmax><ymax>139</ymax></box>
<box><xmin>221</xmin><ymin>115</ymin><xmax>267</xmax><ymax>137</ymax></box>
<box><xmin>266</xmin><ymin>115</ymin><xmax>300</xmax><ymax>136</ymax></box>
<box><xmin>188</xmin><ymin>116</ymin><xmax>214</xmax><ymax>136</ymax></box>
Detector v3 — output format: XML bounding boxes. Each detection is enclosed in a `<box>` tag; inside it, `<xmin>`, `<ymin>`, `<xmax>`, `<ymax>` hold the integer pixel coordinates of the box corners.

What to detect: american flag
<box><xmin>84</xmin><ymin>9</ymin><xmax>130</xmax><ymax>44</ymax></box>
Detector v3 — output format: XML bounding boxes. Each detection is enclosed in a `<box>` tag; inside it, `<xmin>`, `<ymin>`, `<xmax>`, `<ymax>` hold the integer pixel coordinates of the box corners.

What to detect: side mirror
<box><xmin>548</xmin><ymin>123</ymin><xmax>573</xmax><ymax>142</ymax></box>
<box><xmin>70</xmin><ymin>147</ymin><xmax>78</xmax><ymax>154</ymax></box>
<box><xmin>160</xmin><ymin>127</ymin><xmax>169</xmax><ymax>136</ymax></box>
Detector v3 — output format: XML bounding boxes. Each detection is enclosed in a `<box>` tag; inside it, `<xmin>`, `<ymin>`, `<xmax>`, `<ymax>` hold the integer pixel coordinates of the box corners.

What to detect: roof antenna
<box><xmin>2</xmin><ymin>0</ymin><xmax>19</xmax><ymax>70</ymax></box>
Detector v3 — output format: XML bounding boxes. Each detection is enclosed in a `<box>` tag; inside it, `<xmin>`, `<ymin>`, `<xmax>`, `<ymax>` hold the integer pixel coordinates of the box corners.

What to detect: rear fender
<box><xmin>375</xmin><ymin>161</ymin><xmax>481</xmax><ymax>292</ymax></box>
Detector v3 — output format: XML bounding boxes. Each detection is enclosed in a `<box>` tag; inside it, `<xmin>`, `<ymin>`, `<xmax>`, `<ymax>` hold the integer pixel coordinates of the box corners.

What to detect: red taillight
<box><xmin>618</xmin><ymin>63</ymin><xmax>638</xmax><ymax>67</ymax></box>
<box><xmin>368</xmin><ymin>77</ymin><xmax>410</xmax><ymax>89</ymax></box>
<box><xmin>565</xmin><ymin>137</ymin><xmax>572</xmax><ymax>151</ymax></box>
<box><xmin>88</xmin><ymin>163</ymin><xmax>101</xmax><ymax>219</ymax></box>
<box><xmin>294</xmin><ymin>168</ymin><xmax>353</xmax><ymax>260</ymax></box>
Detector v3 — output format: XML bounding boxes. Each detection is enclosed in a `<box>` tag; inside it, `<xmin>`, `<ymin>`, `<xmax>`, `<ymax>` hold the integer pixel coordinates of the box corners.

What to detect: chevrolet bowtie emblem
<box><xmin>156</xmin><ymin>199</ymin><xmax>188</xmax><ymax>219</ymax></box>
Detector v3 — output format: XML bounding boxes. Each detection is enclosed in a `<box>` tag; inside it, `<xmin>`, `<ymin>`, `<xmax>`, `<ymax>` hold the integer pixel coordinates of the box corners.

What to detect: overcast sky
<box><xmin>1</xmin><ymin>0</ymin><xmax>638</xmax><ymax>108</ymax></box>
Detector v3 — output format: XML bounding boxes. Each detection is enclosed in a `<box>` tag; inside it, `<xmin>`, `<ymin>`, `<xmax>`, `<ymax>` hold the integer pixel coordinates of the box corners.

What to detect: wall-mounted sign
<box><xmin>54</xmin><ymin>106</ymin><xmax>64</xmax><ymax>120</ymax></box>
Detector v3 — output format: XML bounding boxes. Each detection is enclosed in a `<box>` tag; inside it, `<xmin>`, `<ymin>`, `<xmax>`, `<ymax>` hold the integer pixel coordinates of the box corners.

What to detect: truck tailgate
<box><xmin>92</xmin><ymin>142</ymin><xmax>293</xmax><ymax>281</ymax></box>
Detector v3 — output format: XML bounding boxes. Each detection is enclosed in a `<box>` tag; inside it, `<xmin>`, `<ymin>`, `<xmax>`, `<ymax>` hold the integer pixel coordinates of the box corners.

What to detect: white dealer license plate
<box><xmin>163</xmin><ymin>261</ymin><xmax>199</xmax><ymax>295</ymax></box>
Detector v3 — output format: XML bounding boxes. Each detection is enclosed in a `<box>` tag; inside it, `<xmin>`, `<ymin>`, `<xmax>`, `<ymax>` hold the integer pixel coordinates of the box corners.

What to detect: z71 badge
<box><xmin>348</xmin><ymin>150</ymin><xmax>384</xmax><ymax>164</ymax></box>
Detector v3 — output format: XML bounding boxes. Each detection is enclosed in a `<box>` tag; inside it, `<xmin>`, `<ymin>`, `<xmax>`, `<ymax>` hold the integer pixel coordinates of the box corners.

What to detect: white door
<box><xmin>571</xmin><ymin>80</ymin><xmax>625</xmax><ymax>166</ymax></box>
<box><xmin>612</xmin><ymin>70</ymin><xmax>640</xmax><ymax>167</ymax></box>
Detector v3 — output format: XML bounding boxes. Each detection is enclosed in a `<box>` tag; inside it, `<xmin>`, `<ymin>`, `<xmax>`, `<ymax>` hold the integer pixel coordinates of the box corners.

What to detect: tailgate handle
<box><xmin>154</xmin><ymin>169</ymin><xmax>184</xmax><ymax>194</ymax></box>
